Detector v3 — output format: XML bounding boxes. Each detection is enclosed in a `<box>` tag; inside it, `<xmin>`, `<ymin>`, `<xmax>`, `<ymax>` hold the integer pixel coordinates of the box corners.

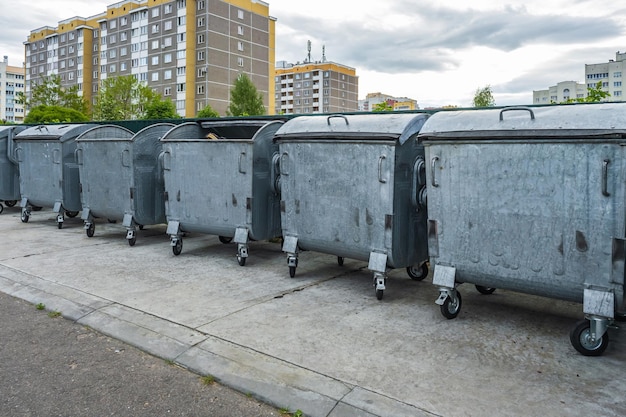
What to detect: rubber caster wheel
<box><xmin>570</xmin><ymin>320</ymin><xmax>609</xmax><ymax>356</ymax></box>
<box><xmin>21</xmin><ymin>212</ymin><xmax>29</xmax><ymax>223</ymax></box>
<box><xmin>289</xmin><ymin>266</ymin><xmax>296</xmax><ymax>278</ymax></box>
<box><xmin>128</xmin><ymin>237</ymin><xmax>136</xmax><ymax>247</ymax></box>
<box><xmin>0</xmin><ymin>204</ymin><xmax>3</xmax><ymax>214</ymax></box>
<box><xmin>57</xmin><ymin>222</ymin><xmax>63</xmax><ymax>229</ymax></box>
<box><xmin>237</xmin><ymin>256</ymin><xmax>246</xmax><ymax>266</ymax></box>
<box><xmin>5</xmin><ymin>200</ymin><xmax>16</xmax><ymax>207</ymax></box>
<box><xmin>407</xmin><ymin>263</ymin><xmax>429</xmax><ymax>281</ymax></box>
<box><xmin>65</xmin><ymin>211</ymin><xmax>79</xmax><ymax>218</ymax></box>
<box><xmin>440</xmin><ymin>291</ymin><xmax>462</xmax><ymax>319</ymax></box>
<box><xmin>376</xmin><ymin>289</ymin><xmax>384</xmax><ymax>300</ymax></box>
<box><xmin>86</xmin><ymin>223</ymin><xmax>95</xmax><ymax>237</ymax></box>
<box><xmin>475</xmin><ymin>285</ymin><xmax>496</xmax><ymax>295</ymax></box>
<box><xmin>219</xmin><ymin>236</ymin><xmax>232</xmax><ymax>244</ymax></box>
<box><xmin>138</xmin><ymin>224</ymin><xmax>144</xmax><ymax>230</ymax></box>
<box><xmin>337</xmin><ymin>257</ymin><xmax>344</xmax><ymax>266</ymax></box>
<box><xmin>172</xmin><ymin>239</ymin><xmax>182</xmax><ymax>256</ymax></box>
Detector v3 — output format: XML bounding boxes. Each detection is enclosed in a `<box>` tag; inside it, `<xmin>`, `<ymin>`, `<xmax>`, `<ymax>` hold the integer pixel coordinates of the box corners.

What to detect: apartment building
<box><xmin>584</xmin><ymin>51</ymin><xmax>626</xmax><ymax>101</ymax></box>
<box><xmin>24</xmin><ymin>0</ymin><xmax>276</xmax><ymax>118</ymax></box>
<box><xmin>532</xmin><ymin>80</ymin><xmax>587</xmax><ymax>104</ymax></box>
<box><xmin>358</xmin><ymin>92</ymin><xmax>419</xmax><ymax>112</ymax></box>
<box><xmin>0</xmin><ymin>56</ymin><xmax>26</xmax><ymax>123</ymax></box>
<box><xmin>274</xmin><ymin>59</ymin><xmax>358</xmax><ymax>114</ymax></box>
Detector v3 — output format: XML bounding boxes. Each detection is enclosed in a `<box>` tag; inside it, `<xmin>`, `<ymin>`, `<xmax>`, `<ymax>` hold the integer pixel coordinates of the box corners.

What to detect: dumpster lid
<box><xmin>419</xmin><ymin>103</ymin><xmax>626</xmax><ymax>141</ymax></box>
<box><xmin>75</xmin><ymin>125</ymin><xmax>134</xmax><ymax>141</ymax></box>
<box><xmin>273</xmin><ymin>113</ymin><xmax>429</xmax><ymax>144</ymax></box>
<box><xmin>198</xmin><ymin>119</ymin><xmax>282</xmax><ymax>140</ymax></box>
<box><xmin>15</xmin><ymin>124</ymin><xmax>92</xmax><ymax>142</ymax></box>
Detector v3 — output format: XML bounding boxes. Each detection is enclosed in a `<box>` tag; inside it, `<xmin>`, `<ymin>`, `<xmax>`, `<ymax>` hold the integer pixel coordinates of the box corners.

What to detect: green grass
<box><xmin>36</xmin><ymin>303</ymin><xmax>45</xmax><ymax>310</ymax></box>
<box><xmin>200</xmin><ymin>375</ymin><xmax>215</xmax><ymax>385</ymax></box>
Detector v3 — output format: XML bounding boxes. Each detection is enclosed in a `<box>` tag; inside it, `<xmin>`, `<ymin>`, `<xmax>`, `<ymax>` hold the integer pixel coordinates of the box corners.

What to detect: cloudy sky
<box><xmin>1</xmin><ymin>0</ymin><xmax>625</xmax><ymax>107</ymax></box>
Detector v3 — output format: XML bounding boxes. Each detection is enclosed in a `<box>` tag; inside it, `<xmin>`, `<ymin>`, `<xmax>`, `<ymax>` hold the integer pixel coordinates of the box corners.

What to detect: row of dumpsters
<box><xmin>0</xmin><ymin>102</ymin><xmax>624</xmax><ymax>356</ymax></box>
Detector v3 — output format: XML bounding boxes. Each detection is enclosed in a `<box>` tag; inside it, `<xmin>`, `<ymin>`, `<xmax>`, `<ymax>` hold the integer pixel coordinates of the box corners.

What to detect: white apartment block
<box><xmin>533</xmin><ymin>81</ymin><xmax>587</xmax><ymax>104</ymax></box>
<box><xmin>0</xmin><ymin>56</ymin><xmax>26</xmax><ymax>123</ymax></box>
<box><xmin>584</xmin><ymin>51</ymin><xmax>626</xmax><ymax>101</ymax></box>
<box><xmin>358</xmin><ymin>92</ymin><xmax>419</xmax><ymax>112</ymax></box>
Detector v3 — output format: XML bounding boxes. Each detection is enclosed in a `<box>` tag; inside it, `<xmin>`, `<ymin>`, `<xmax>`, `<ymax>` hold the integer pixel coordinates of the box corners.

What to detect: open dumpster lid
<box><xmin>198</xmin><ymin>119</ymin><xmax>284</xmax><ymax>140</ymax></box>
<box><xmin>419</xmin><ymin>103</ymin><xmax>626</xmax><ymax>141</ymax></box>
<box><xmin>273</xmin><ymin>113</ymin><xmax>429</xmax><ymax>145</ymax></box>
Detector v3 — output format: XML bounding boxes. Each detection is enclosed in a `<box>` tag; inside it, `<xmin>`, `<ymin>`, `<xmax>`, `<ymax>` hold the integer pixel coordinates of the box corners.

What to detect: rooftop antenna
<box><xmin>322</xmin><ymin>45</ymin><xmax>326</xmax><ymax>62</ymax></box>
<box><xmin>307</xmin><ymin>40</ymin><xmax>311</xmax><ymax>63</ymax></box>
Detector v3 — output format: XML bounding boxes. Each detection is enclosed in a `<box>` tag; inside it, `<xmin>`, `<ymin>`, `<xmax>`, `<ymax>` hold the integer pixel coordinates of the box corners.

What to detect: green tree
<box><xmin>93</xmin><ymin>75</ymin><xmax>158</xmax><ymax>120</ymax></box>
<box><xmin>26</xmin><ymin>75</ymin><xmax>88</xmax><ymax>115</ymax></box>
<box><xmin>372</xmin><ymin>101</ymin><xmax>394</xmax><ymax>112</ymax></box>
<box><xmin>227</xmin><ymin>73</ymin><xmax>265</xmax><ymax>116</ymax></box>
<box><xmin>472</xmin><ymin>85</ymin><xmax>496</xmax><ymax>107</ymax></box>
<box><xmin>143</xmin><ymin>98</ymin><xmax>180</xmax><ymax>120</ymax></box>
<box><xmin>24</xmin><ymin>105</ymin><xmax>90</xmax><ymax>124</ymax></box>
<box><xmin>197</xmin><ymin>103</ymin><xmax>220</xmax><ymax>118</ymax></box>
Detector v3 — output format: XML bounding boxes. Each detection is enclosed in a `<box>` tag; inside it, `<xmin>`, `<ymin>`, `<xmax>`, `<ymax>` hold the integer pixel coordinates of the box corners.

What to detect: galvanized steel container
<box><xmin>273</xmin><ymin>113</ymin><xmax>431</xmax><ymax>299</ymax></box>
<box><xmin>14</xmin><ymin>124</ymin><xmax>93</xmax><ymax>227</ymax></box>
<box><xmin>419</xmin><ymin>104</ymin><xmax>626</xmax><ymax>355</ymax></box>
<box><xmin>0</xmin><ymin>126</ymin><xmax>27</xmax><ymax>214</ymax></box>
<box><xmin>77</xmin><ymin>123</ymin><xmax>173</xmax><ymax>246</ymax></box>
<box><xmin>161</xmin><ymin>119</ymin><xmax>284</xmax><ymax>265</ymax></box>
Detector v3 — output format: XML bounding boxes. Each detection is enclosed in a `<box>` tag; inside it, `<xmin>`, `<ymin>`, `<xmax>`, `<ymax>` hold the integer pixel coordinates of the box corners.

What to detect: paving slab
<box><xmin>0</xmin><ymin>206</ymin><xmax>624</xmax><ymax>416</ymax></box>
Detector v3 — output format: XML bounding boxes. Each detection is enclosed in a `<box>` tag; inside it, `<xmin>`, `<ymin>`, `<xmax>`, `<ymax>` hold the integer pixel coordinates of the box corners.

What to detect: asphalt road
<box><xmin>0</xmin><ymin>291</ymin><xmax>286</xmax><ymax>417</ymax></box>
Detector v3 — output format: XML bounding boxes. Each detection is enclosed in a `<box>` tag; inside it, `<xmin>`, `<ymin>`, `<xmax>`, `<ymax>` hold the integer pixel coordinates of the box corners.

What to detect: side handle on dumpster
<box><xmin>430</xmin><ymin>156</ymin><xmax>440</xmax><ymax>188</ymax></box>
<box><xmin>411</xmin><ymin>156</ymin><xmax>426</xmax><ymax>209</ymax></box>
<box><xmin>602</xmin><ymin>159</ymin><xmax>611</xmax><ymax>197</ymax></box>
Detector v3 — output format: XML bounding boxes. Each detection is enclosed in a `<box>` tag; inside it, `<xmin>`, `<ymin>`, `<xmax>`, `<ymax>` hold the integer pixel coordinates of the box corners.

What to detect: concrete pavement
<box><xmin>0</xmin><ymin>206</ymin><xmax>624</xmax><ymax>417</ymax></box>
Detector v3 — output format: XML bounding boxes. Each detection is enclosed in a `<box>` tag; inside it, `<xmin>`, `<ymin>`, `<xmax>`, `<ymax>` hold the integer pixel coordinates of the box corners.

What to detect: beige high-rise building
<box><xmin>24</xmin><ymin>0</ymin><xmax>276</xmax><ymax>118</ymax></box>
<box><xmin>274</xmin><ymin>56</ymin><xmax>358</xmax><ymax>114</ymax></box>
<box><xmin>0</xmin><ymin>56</ymin><xmax>26</xmax><ymax>123</ymax></box>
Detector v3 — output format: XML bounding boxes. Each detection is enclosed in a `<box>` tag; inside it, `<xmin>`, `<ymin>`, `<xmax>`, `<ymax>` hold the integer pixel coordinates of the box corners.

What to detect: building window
<box><xmin>152</xmin><ymin>72</ymin><xmax>159</xmax><ymax>81</ymax></box>
<box><xmin>164</xmin><ymin>70</ymin><xmax>172</xmax><ymax>80</ymax></box>
<box><xmin>120</xmin><ymin>62</ymin><xmax>127</xmax><ymax>71</ymax></box>
<box><xmin>238</xmin><ymin>57</ymin><xmax>244</xmax><ymax>67</ymax></box>
<box><xmin>238</xmin><ymin>9</ymin><xmax>244</xmax><ymax>19</ymax></box>
<box><xmin>164</xmin><ymin>87</ymin><xmax>172</xmax><ymax>95</ymax></box>
<box><xmin>198</xmin><ymin>17</ymin><xmax>205</xmax><ymax>27</ymax></box>
<box><xmin>176</xmin><ymin>100</ymin><xmax>185</xmax><ymax>110</ymax></box>
<box><xmin>163</xmin><ymin>37</ymin><xmax>172</xmax><ymax>47</ymax></box>
<box><xmin>614</xmin><ymin>81</ymin><xmax>622</xmax><ymax>87</ymax></box>
<box><xmin>120</xmin><ymin>16</ymin><xmax>127</xmax><ymax>25</ymax></box>
<box><xmin>238</xmin><ymin>26</ymin><xmax>244</xmax><ymax>36</ymax></box>
<box><xmin>615</xmin><ymin>91</ymin><xmax>622</xmax><ymax>96</ymax></box>
<box><xmin>177</xmin><ymin>83</ymin><xmax>185</xmax><ymax>92</ymax></box>
<box><xmin>178</xmin><ymin>16</ymin><xmax>186</xmax><ymax>26</ymax></box>
<box><xmin>614</xmin><ymin>72</ymin><xmax>622</xmax><ymax>78</ymax></box>
<box><xmin>198</xmin><ymin>51</ymin><xmax>205</xmax><ymax>61</ymax></box>
<box><xmin>152</xmin><ymin>24</ymin><xmax>159</xmax><ymax>34</ymax></box>
<box><xmin>164</xmin><ymin>53</ymin><xmax>172</xmax><ymax>63</ymax></box>
<box><xmin>152</xmin><ymin>40</ymin><xmax>159</xmax><ymax>49</ymax></box>
<box><xmin>177</xmin><ymin>0</ymin><xmax>186</xmax><ymax>9</ymax></box>
<box><xmin>165</xmin><ymin>4</ymin><xmax>172</xmax><ymax>13</ymax></box>
<box><xmin>120</xmin><ymin>46</ymin><xmax>128</xmax><ymax>56</ymax></box>
<box><xmin>238</xmin><ymin>41</ymin><xmax>244</xmax><ymax>51</ymax></box>
<box><xmin>120</xmin><ymin>32</ymin><xmax>127</xmax><ymax>41</ymax></box>
<box><xmin>109</xmin><ymin>64</ymin><xmax>116</xmax><ymax>73</ymax></box>
<box><xmin>198</xmin><ymin>34</ymin><xmax>205</xmax><ymax>44</ymax></box>
<box><xmin>178</xmin><ymin>33</ymin><xmax>186</xmax><ymax>42</ymax></box>
<box><xmin>164</xmin><ymin>20</ymin><xmax>173</xmax><ymax>31</ymax></box>
<box><xmin>152</xmin><ymin>7</ymin><xmax>159</xmax><ymax>17</ymax></box>
<box><xmin>197</xmin><ymin>84</ymin><xmax>205</xmax><ymax>94</ymax></box>
<box><xmin>177</xmin><ymin>67</ymin><xmax>186</xmax><ymax>76</ymax></box>
<box><xmin>198</xmin><ymin>0</ymin><xmax>205</xmax><ymax>9</ymax></box>
<box><xmin>151</xmin><ymin>56</ymin><xmax>159</xmax><ymax>65</ymax></box>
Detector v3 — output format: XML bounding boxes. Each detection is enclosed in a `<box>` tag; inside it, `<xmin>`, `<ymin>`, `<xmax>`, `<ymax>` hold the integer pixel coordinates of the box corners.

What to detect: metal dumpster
<box><xmin>419</xmin><ymin>104</ymin><xmax>626</xmax><ymax>356</ymax></box>
<box><xmin>78</xmin><ymin>123</ymin><xmax>173</xmax><ymax>246</ymax></box>
<box><xmin>273</xmin><ymin>113</ymin><xmax>431</xmax><ymax>299</ymax></box>
<box><xmin>160</xmin><ymin>119</ymin><xmax>284</xmax><ymax>265</ymax></box>
<box><xmin>14</xmin><ymin>124</ymin><xmax>93</xmax><ymax>227</ymax></box>
<box><xmin>0</xmin><ymin>126</ymin><xmax>27</xmax><ymax>214</ymax></box>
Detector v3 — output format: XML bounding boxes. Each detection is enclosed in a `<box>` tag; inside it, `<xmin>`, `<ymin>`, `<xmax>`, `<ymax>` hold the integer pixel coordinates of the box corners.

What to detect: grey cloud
<box><xmin>274</xmin><ymin>2</ymin><xmax>624</xmax><ymax>74</ymax></box>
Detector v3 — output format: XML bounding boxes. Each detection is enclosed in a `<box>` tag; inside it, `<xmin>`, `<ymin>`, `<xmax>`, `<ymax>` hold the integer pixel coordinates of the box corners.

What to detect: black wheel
<box><xmin>172</xmin><ymin>239</ymin><xmax>182</xmax><ymax>256</ymax></box>
<box><xmin>376</xmin><ymin>289</ymin><xmax>384</xmax><ymax>300</ymax></box>
<box><xmin>21</xmin><ymin>212</ymin><xmax>29</xmax><ymax>223</ymax></box>
<box><xmin>86</xmin><ymin>223</ymin><xmax>95</xmax><ymax>237</ymax></box>
<box><xmin>138</xmin><ymin>224</ymin><xmax>144</xmax><ymax>230</ymax></box>
<box><xmin>65</xmin><ymin>210</ymin><xmax>79</xmax><ymax>218</ymax></box>
<box><xmin>57</xmin><ymin>221</ymin><xmax>63</xmax><ymax>229</ymax></box>
<box><xmin>237</xmin><ymin>256</ymin><xmax>246</xmax><ymax>266</ymax></box>
<box><xmin>615</xmin><ymin>312</ymin><xmax>626</xmax><ymax>323</ymax></box>
<box><xmin>337</xmin><ymin>257</ymin><xmax>344</xmax><ymax>266</ymax></box>
<box><xmin>440</xmin><ymin>291</ymin><xmax>462</xmax><ymax>319</ymax></box>
<box><xmin>570</xmin><ymin>320</ymin><xmax>609</xmax><ymax>356</ymax></box>
<box><xmin>0</xmin><ymin>204</ymin><xmax>3</xmax><ymax>214</ymax></box>
<box><xmin>475</xmin><ymin>285</ymin><xmax>496</xmax><ymax>295</ymax></box>
<box><xmin>5</xmin><ymin>200</ymin><xmax>16</xmax><ymax>207</ymax></box>
<box><xmin>407</xmin><ymin>263</ymin><xmax>429</xmax><ymax>281</ymax></box>
<box><xmin>32</xmin><ymin>206</ymin><xmax>42</xmax><ymax>211</ymax></box>
<box><xmin>128</xmin><ymin>237</ymin><xmax>136</xmax><ymax>247</ymax></box>
<box><xmin>219</xmin><ymin>236</ymin><xmax>232</xmax><ymax>244</ymax></box>
<box><xmin>289</xmin><ymin>266</ymin><xmax>296</xmax><ymax>278</ymax></box>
